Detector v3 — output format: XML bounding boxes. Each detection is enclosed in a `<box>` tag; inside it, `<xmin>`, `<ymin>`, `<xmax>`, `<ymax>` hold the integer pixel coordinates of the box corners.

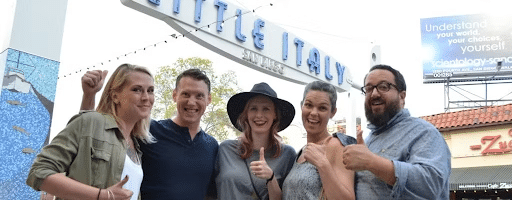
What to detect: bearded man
<box><xmin>342</xmin><ymin>64</ymin><xmax>451</xmax><ymax>200</ymax></box>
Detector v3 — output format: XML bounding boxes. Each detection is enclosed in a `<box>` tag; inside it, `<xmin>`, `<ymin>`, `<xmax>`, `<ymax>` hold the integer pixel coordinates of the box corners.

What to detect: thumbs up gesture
<box><xmin>342</xmin><ymin>130</ymin><xmax>374</xmax><ymax>171</ymax></box>
<box><xmin>303</xmin><ymin>141</ymin><xmax>329</xmax><ymax>168</ymax></box>
<box><xmin>106</xmin><ymin>175</ymin><xmax>134</xmax><ymax>200</ymax></box>
<box><xmin>250</xmin><ymin>147</ymin><xmax>274</xmax><ymax>180</ymax></box>
<box><xmin>356</xmin><ymin>129</ymin><xmax>365</xmax><ymax>145</ymax></box>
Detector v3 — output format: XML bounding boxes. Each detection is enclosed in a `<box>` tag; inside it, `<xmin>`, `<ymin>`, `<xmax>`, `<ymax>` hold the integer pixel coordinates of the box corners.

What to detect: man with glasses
<box><xmin>342</xmin><ymin>64</ymin><xmax>451</xmax><ymax>199</ymax></box>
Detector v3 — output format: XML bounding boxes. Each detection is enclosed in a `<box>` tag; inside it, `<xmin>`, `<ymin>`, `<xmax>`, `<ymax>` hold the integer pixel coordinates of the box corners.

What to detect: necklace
<box><xmin>125</xmin><ymin>139</ymin><xmax>141</xmax><ymax>165</ymax></box>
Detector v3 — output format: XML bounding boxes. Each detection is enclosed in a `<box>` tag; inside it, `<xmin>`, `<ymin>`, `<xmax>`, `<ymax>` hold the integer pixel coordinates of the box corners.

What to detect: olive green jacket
<box><xmin>26</xmin><ymin>111</ymin><xmax>140</xmax><ymax>193</ymax></box>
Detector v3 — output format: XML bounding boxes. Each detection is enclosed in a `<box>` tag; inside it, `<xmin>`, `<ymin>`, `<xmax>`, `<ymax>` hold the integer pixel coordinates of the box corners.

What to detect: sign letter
<box><xmin>148</xmin><ymin>0</ymin><xmax>160</xmax><ymax>6</ymax></box>
<box><xmin>336</xmin><ymin>62</ymin><xmax>345</xmax><ymax>85</ymax></box>
<box><xmin>214</xmin><ymin>0</ymin><xmax>227</xmax><ymax>32</ymax></box>
<box><xmin>307</xmin><ymin>48</ymin><xmax>321</xmax><ymax>74</ymax></box>
<box><xmin>325</xmin><ymin>56</ymin><xmax>333</xmax><ymax>80</ymax></box>
<box><xmin>252</xmin><ymin>19</ymin><xmax>265</xmax><ymax>49</ymax></box>
<box><xmin>173</xmin><ymin>0</ymin><xmax>180</xmax><ymax>13</ymax></box>
<box><xmin>294</xmin><ymin>38</ymin><xmax>304</xmax><ymax>66</ymax></box>
<box><xmin>194</xmin><ymin>0</ymin><xmax>206</xmax><ymax>23</ymax></box>
<box><xmin>235</xmin><ymin>9</ymin><xmax>246</xmax><ymax>42</ymax></box>
<box><xmin>282</xmin><ymin>32</ymin><xmax>288</xmax><ymax>60</ymax></box>
<box><xmin>481</xmin><ymin>135</ymin><xmax>503</xmax><ymax>155</ymax></box>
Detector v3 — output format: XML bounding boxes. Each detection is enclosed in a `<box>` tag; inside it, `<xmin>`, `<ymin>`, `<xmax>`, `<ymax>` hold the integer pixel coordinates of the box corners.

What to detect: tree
<box><xmin>152</xmin><ymin>57</ymin><xmax>241</xmax><ymax>141</ymax></box>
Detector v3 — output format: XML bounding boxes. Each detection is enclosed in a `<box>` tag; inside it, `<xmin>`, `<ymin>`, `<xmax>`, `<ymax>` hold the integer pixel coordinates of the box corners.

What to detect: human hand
<box><xmin>303</xmin><ymin>142</ymin><xmax>329</xmax><ymax>168</ymax></box>
<box><xmin>106</xmin><ymin>175</ymin><xmax>133</xmax><ymax>200</ymax></box>
<box><xmin>249</xmin><ymin>147</ymin><xmax>273</xmax><ymax>180</ymax></box>
<box><xmin>81</xmin><ymin>70</ymin><xmax>108</xmax><ymax>96</ymax></box>
<box><xmin>342</xmin><ymin>130</ymin><xmax>374</xmax><ymax>171</ymax></box>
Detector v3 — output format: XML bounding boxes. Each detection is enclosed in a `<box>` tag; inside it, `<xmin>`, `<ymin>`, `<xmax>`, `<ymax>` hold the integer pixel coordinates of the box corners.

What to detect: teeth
<box><xmin>371</xmin><ymin>100</ymin><xmax>383</xmax><ymax>105</ymax></box>
<box><xmin>254</xmin><ymin>121</ymin><xmax>266</xmax><ymax>125</ymax></box>
<box><xmin>184</xmin><ymin>108</ymin><xmax>198</xmax><ymax>112</ymax></box>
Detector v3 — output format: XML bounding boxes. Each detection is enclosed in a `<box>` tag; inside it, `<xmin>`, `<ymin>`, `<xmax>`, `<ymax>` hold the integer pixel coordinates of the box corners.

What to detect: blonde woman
<box><xmin>27</xmin><ymin>64</ymin><xmax>155</xmax><ymax>200</ymax></box>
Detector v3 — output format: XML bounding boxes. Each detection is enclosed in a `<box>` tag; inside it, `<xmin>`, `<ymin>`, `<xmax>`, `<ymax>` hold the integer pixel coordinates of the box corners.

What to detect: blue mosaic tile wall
<box><xmin>0</xmin><ymin>48</ymin><xmax>59</xmax><ymax>199</ymax></box>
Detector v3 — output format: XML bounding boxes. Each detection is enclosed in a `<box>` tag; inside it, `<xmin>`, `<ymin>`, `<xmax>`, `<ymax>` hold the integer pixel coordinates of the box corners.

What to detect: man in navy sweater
<box><xmin>81</xmin><ymin>68</ymin><xmax>218</xmax><ymax>199</ymax></box>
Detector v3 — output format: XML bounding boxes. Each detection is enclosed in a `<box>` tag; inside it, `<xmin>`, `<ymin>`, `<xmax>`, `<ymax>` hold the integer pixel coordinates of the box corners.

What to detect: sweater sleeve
<box><xmin>26</xmin><ymin>114</ymin><xmax>83</xmax><ymax>191</ymax></box>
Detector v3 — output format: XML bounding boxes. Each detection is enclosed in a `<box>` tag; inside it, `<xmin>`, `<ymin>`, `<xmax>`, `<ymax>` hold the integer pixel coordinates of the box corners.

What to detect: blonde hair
<box><xmin>96</xmin><ymin>63</ymin><xmax>155</xmax><ymax>143</ymax></box>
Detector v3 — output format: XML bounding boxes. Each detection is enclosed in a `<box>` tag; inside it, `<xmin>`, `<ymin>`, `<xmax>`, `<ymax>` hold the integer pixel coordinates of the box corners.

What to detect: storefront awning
<box><xmin>450</xmin><ymin>165</ymin><xmax>512</xmax><ymax>190</ymax></box>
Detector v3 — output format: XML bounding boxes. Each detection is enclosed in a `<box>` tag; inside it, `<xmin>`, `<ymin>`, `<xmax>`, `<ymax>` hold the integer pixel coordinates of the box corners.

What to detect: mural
<box><xmin>0</xmin><ymin>48</ymin><xmax>59</xmax><ymax>199</ymax></box>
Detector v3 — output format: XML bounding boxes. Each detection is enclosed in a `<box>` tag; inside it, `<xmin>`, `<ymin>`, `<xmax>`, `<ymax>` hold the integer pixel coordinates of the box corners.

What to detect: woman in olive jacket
<box><xmin>27</xmin><ymin>64</ymin><xmax>155</xmax><ymax>200</ymax></box>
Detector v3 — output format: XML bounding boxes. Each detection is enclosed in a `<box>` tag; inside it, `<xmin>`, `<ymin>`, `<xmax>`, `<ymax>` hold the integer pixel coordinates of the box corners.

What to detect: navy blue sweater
<box><xmin>140</xmin><ymin>119</ymin><xmax>218</xmax><ymax>200</ymax></box>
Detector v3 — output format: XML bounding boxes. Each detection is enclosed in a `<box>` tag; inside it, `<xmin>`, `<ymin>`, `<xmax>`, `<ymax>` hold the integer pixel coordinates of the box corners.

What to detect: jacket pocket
<box><xmin>92</xmin><ymin>148</ymin><xmax>111</xmax><ymax>161</ymax></box>
<box><xmin>91</xmin><ymin>143</ymin><xmax>113</xmax><ymax>187</ymax></box>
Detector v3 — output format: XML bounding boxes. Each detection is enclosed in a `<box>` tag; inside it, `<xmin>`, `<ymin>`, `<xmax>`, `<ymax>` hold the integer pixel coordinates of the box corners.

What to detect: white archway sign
<box><xmin>121</xmin><ymin>0</ymin><xmax>362</xmax><ymax>92</ymax></box>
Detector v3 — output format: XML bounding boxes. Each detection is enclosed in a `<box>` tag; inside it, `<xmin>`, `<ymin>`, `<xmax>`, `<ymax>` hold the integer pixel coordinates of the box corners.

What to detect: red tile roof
<box><xmin>420</xmin><ymin>104</ymin><xmax>512</xmax><ymax>131</ymax></box>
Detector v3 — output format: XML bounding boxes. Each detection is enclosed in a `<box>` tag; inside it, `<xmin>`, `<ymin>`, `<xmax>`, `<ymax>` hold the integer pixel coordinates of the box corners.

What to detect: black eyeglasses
<box><xmin>361</xmin><ymin>82</ymin><xmax>398</xmax><ymax>95</ymax></box>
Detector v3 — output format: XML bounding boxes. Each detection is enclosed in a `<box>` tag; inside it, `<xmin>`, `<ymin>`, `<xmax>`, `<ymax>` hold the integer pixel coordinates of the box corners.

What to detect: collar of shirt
<box><xmin>367</xmin><ymin>109</ymin><xmax>410</xmax><ymax>135</ymax></box>
<box><xmin>164</xmin><ymin>118</ymin><xmax>204</xmax><ymax>143</ymax></box>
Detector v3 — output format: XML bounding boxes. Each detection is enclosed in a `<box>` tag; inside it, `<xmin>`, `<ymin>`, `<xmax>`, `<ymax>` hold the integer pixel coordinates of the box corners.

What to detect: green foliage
<box><xmin>152</xmin><ymin>57</ymin><xmax>241</xmax><ymax>141</ymax></box>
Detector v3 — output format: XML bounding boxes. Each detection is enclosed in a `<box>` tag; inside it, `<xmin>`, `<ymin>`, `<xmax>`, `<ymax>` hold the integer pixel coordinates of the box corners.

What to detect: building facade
<box><xmin>422</xmin><ymin>104</ymin><xmax>512</xmax><ymax>200</ymax></box>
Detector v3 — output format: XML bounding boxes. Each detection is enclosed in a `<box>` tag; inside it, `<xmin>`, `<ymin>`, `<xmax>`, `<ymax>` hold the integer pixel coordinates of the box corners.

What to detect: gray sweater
<box><xmin>215</xmin><ymin>139</ymin><xmax>296</xmax><ymax>200</ymax></box>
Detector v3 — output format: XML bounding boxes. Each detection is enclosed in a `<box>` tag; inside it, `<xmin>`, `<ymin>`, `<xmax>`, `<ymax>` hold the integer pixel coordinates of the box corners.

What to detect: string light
<box><xmin>57</xmin><ymin>3</ymin><xmax>274</xmax><ymax>79</ymax></box>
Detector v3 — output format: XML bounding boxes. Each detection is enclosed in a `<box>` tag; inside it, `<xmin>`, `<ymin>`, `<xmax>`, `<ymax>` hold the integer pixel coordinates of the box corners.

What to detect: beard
<box><xmin>365</xmin><ymin>97</ymin><xmax>401</xmax><ymax>127</ymax></box>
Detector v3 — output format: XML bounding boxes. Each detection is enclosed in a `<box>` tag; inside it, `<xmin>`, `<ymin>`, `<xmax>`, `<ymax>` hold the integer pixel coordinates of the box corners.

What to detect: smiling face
<box><xmin>113</xmin><ymin>71</ymin><xmax>155</xmax><ymax>122</ymax></box>
<box><xmin>245</xmin><ymin>95</ymin><xmax>277</xmax><ymax>136</ymax></box>
<box><xmin>364</xmin><ymin>69</ymin><xmax>405</xmax><ymax>127</ymax></box>
<box><xmin>172</xmin><ymin>76</ymin><xmax>211</xmax><ymax>127</ymax></box>
<box><xmin>301</xmin><ymin>90</ymin><xmax>336</xmax><ymax>137</ymax></box>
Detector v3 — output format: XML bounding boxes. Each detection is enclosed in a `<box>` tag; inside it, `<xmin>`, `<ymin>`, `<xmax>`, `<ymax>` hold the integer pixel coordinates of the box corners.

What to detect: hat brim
<box><xmin>227</xmin><ymin>92</ymin><xmax>295</xmax><ymax>132</ymax></box>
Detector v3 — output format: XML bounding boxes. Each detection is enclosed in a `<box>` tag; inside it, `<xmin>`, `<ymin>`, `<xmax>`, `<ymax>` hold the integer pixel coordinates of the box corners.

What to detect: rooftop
<box><xmin>420</xmin><ymin>104</ymin><xmax>512</xmax><ymax>131</ymax></box>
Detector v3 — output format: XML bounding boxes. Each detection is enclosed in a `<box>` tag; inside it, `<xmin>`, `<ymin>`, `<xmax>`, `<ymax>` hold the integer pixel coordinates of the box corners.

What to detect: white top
<box><xmin>121</xmin><ymin>154</ymin><xmax>143</xmax><ymax>200</ymax></box>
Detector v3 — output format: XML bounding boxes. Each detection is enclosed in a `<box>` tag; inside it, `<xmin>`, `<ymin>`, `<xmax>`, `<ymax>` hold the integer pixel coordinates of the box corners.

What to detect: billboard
<box><xmin>421</xmin><ymin>14</ymin><xmax>512</xmax><ymax>83</ymax></box>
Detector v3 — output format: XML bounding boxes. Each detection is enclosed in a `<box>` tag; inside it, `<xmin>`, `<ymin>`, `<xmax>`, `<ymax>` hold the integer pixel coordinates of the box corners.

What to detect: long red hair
<box><xmin>237</xmin><ymin>96</ymin><xmax>282</xmax><ymax>159</ymax></box>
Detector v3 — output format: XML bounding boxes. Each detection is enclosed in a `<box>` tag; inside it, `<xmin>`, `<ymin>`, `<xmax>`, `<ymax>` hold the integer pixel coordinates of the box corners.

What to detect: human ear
<box><xmin>172</xmin><ymin>89</ymin><xmax>177</xmax><ymax>102</ymax></box>
<box><xmin>330</xmin><ymin>107</ymin><xmax>337</xmax><ymax>118</ymax></box>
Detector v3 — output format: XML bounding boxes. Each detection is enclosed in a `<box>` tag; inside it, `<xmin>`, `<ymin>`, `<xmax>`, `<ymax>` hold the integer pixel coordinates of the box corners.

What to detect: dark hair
<box><xmin>238</xmin><ymin>95</ymin><xmax>282</xmax><ymax>159</ymax></box>
<box><xmin>301</xmin><ymin>81</ymin><xmax>337</xmax><ymax>112</ymax></box>
<box><xmin>176</xmin><ymin>68</ymin><xmax>211</xmax><ymax>93</ymax></box>
<box><xmin>364</xmin><ymin>64</ymin><xmax>406</xmax><ymax>92</ymax></box>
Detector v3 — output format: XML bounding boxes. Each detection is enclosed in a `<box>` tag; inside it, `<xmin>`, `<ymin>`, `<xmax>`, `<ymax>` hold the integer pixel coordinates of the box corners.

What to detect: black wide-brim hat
<box><xmin>227</xmin><ymin>82</ymin><xmax>295</xmax><ymax>132</ymax></box>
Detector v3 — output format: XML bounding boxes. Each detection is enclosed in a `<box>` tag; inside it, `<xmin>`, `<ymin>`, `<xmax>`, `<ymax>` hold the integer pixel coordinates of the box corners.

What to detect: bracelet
<box><xmin>266</xmin><ymin>172</ymin><xmax>275</xmax><ymax>185</ymax></box>
<box><xmin>106</xmin><ymin>189</ymin><xmax>112</xmax><ymax>200</ymax></box>
<box><xmin>97</xmin><ymin>189</ymin><xmax>102</xmax><ymax>200</ymax></box>
<box><xmin>107</xmin><ymin>189</ymin><xmax>115</xmax><ymax>200</ymax></box>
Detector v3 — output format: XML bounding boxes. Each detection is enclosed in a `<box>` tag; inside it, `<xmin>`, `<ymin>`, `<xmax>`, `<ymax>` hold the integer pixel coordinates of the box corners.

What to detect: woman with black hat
<box><xmin>215</xmin><ymin>82</ymin><xmax>297</xmax><ymax>200</ymax></box>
